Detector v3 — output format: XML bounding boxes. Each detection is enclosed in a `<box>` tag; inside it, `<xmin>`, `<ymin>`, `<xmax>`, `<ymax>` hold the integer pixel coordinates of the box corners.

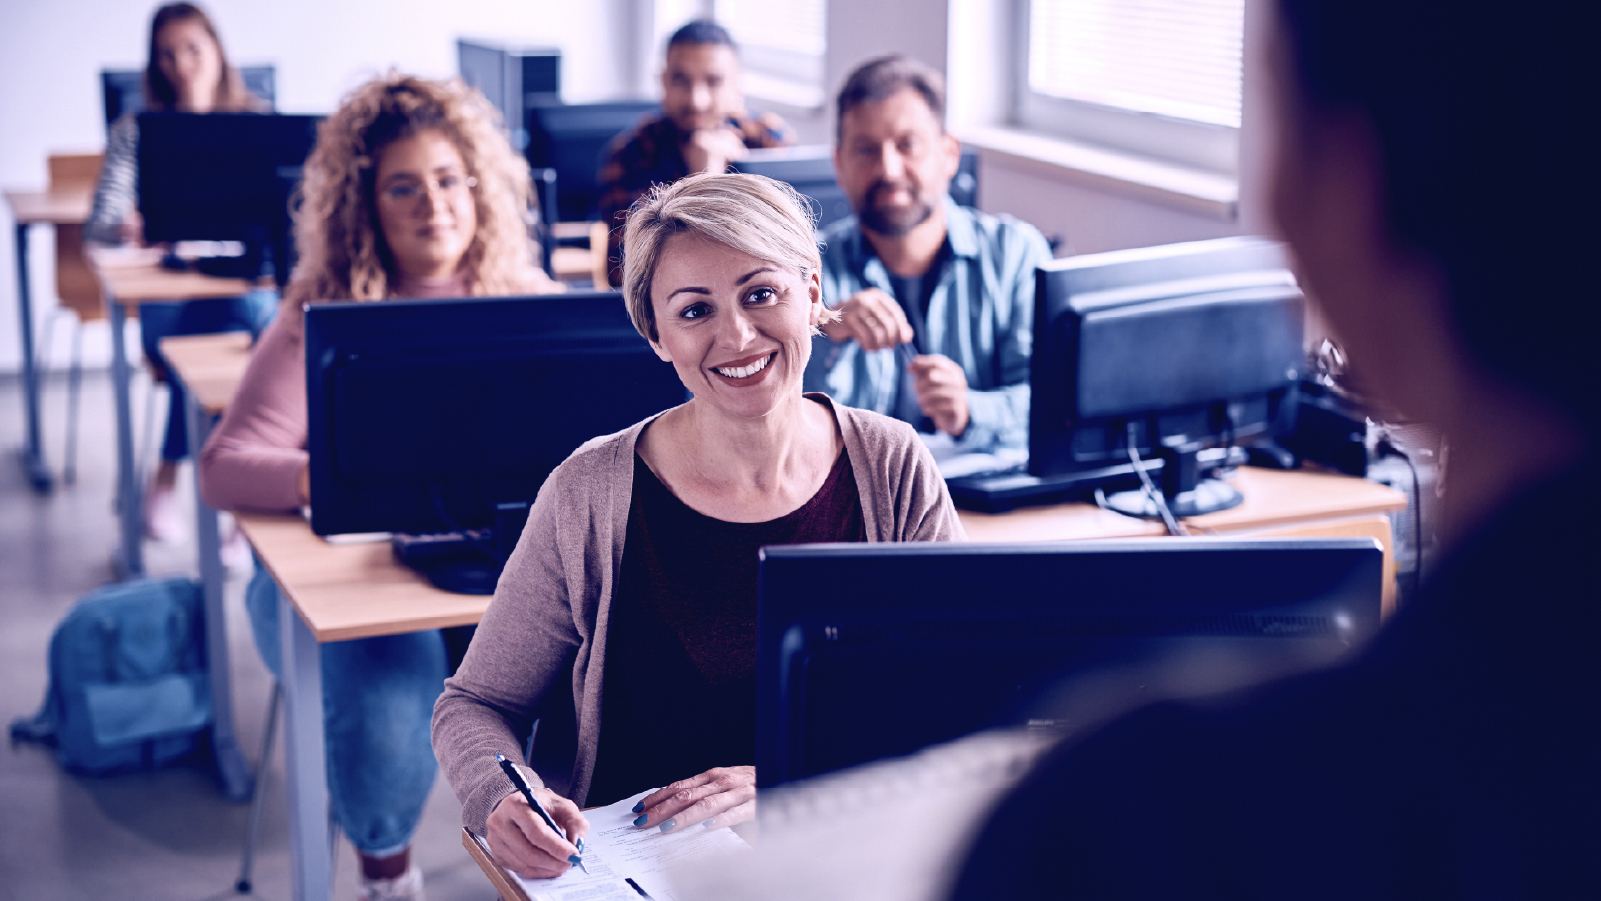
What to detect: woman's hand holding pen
<box><xmin>487</xmin><ymin>783</ymin><xmax>590</xmax><ymax>879</ymax></box>
<box><xmin>632</xmin><ymin>766</ymin><xmax>756</xmax><ymax>834</ymax></box>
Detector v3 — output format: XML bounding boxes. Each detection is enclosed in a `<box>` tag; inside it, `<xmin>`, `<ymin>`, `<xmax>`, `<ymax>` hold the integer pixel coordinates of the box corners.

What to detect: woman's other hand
<box><xmin>486</xmin><ymin>785</ymin><xmax>590</xmax><ymax>879</ymax></box>
<box><xmin>632</xmin><ymin>766</ymin><xmax>756</xmax><ymax>834</ymax></box>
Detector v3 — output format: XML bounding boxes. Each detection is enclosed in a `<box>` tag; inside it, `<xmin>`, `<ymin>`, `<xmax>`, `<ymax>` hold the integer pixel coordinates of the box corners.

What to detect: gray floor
<box><xmin>0</xmin><ymin>368</ymin><xmax>495</xmax><ymax>900</ymax></box>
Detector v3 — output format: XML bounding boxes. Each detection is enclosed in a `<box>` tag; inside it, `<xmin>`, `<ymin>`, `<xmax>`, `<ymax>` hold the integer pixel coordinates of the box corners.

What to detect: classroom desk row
<box><xmin>154</xmin><ymin>313</ymin><xmax>1406</xmax><ymax>901</ymax></box>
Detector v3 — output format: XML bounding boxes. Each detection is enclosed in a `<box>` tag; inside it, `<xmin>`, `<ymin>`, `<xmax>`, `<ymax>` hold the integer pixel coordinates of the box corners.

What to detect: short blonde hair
<box><xmin>620</xmin><ymin>172</ymin><xmax>821</xmax><ymax>342</ymax></box>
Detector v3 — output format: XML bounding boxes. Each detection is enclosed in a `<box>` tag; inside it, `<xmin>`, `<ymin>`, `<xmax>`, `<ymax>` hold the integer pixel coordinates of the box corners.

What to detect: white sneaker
<box><xmin>144</xmin><ymin>482</ymin><xmax>188</xmax><ymax>543</ymax></box>
<box><xmin>357</xmin><ymin>864</ymin><xmax>425</xmax><ymax>901</ymax></box>
<box><xmin>220</xmin><ymin>515</ymin><xmax>253</xmax><ymax>571</ymax></box>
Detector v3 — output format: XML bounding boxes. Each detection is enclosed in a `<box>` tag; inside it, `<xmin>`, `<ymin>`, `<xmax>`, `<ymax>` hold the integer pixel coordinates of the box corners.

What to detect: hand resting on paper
<box><xmin>632</xmin><ymin>765</ymin><xmax>756</xmax><ymax>834</ymax></box>
<box><xmin>486</xmin><ymin>782</ymin><xmax>591</xmax><ymax>879</ymax></box>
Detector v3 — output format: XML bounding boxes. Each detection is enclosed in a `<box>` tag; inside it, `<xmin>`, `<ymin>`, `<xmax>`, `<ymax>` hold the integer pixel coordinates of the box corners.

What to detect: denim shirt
<box><xmin>805</xmin><ymin>197</ymin><xmax>1052</xmax><ymax>451</ymax></box>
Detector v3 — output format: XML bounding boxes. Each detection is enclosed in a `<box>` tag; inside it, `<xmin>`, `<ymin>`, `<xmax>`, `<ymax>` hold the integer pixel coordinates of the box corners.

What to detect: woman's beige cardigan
<box><xmin>432</xmin><ymin>396</ymin><xmax>966</xmax><ymax>835</ymax></box>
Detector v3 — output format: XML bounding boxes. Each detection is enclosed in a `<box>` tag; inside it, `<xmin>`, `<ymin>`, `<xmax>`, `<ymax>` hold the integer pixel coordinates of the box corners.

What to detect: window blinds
<box><xmin>1028</xmin><ymin>0</ymin><xmax>1245</xmax><ymax>128</ymax></box>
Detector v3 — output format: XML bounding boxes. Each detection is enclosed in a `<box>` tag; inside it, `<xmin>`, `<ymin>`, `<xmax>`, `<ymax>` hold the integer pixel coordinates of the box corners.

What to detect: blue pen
<box><xmin>497</xmin><ymin>754</ymin><xmax>588</xmax><ymax>874</ymax></box>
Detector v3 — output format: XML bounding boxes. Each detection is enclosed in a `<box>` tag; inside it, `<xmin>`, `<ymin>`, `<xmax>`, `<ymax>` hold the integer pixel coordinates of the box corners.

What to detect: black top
<box><xmin>953</xmin><ymin>456</ymin><xmax>1601</xmax><ymax>898</ymax></box>
<box><xmin>586</xmin><ymin>449</ymin><xmax>867</xmax><ymax>805</ymax></box>
<box><xmin>883</xmin><ymin>245</ymin><xmax>949</xmax><ymax>429</ymax></box>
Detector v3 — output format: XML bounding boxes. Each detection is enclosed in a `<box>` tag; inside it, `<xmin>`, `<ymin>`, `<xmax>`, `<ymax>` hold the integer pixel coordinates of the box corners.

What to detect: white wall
<box><xmin>0</xmin><ymin>0</ymin><xmax>637</xmax><ymax>376</ymax></box>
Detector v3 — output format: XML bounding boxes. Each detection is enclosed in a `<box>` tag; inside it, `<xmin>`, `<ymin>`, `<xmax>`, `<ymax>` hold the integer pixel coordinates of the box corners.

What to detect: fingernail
<box><xmin>633</xmin><ymin>814</ymin><xmax>649</xmax><ymax>827</ymax></box>
<box><xmin>632</xmin><ymin>800</ymin><xmax>644</xmax><ymax>814</ymax></box>
<box><xmin>576</xmin><ymin>837</ymin><xmax>586</xmax><ymax>853</ymax></box>
<box><xmin>658</xmin><ymin>818</ymin><xmax>676</xmax><ymax>833</ymax></box>
<box><xmin>568</xmin><ymin>855</ymin><xmax>582</xmax><ymax>865</ymax></box>
<box><xmin>701</xmin><ymin>819</ymin><xmax>714</xmax><ymax>828</ymax></box>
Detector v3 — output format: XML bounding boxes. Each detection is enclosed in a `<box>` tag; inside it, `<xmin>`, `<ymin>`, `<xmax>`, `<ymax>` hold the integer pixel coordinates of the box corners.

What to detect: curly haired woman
<box><xmin>199</xmin><ymin>72</ymin><xmax>557</xmax><ymax>901</ymax></box>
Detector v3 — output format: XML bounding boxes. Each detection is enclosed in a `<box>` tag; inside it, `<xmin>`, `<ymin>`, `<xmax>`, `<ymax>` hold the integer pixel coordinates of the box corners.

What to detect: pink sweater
<box><xmin>198</xmin><ymin>274</ymin><xmax>470</xmax><ymax>513</ymax></box>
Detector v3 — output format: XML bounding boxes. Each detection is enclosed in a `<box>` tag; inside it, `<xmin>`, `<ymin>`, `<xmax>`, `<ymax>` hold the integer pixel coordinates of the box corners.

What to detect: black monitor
<box><xmin>457</xmin><ymin>40</ymin><xmax>561</xmax><ymax>152</ymax></box>
<box><xmin>733</xmin><ymin>145</ymin><xmax>979</xmax><ymax>232</ymax></box>
<box><xmin>304</xmin><ymin>292</ymin><xmax>688</xmax><ymax>590</ymax></box>
<box><xmin>756</xmin><ymin>537</ymin><xmax>1383</xmax><ymax>787</ymax></box>
<box><xmin>101</xmin><ymin>66</ymin><xmax>277</xmax><ymax>131</ymax></box>
<box><xmin>525</xmin><ymin>100</ymin><xmax>661</xmax><ymax>222</ymax></box>
<box><xmin>1028</xmin><ymin>237</ymin><xmax>1303</xmax><ymax>517</ymax></box>
<box><xmin>136</xmin><ymin>112</ymin><xmax>320</xmax><ymax>282</ymax></box>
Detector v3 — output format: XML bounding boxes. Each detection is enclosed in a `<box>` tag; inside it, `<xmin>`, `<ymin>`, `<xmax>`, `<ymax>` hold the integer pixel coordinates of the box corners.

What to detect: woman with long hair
<box><xmin>199</xmin><ymin>72</ymin><xmax>556</xmax><ymax>901</ymax></box>
<box><xmin>85</xmin><ymin>2</ymin><xmax>274</xmax><ymax>545</ymax></box>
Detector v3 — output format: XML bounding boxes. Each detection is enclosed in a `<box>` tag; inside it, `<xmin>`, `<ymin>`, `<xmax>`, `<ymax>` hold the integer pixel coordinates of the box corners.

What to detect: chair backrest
<box><xmin>101</xmin><ymin>65</ymin><xmax>277</xmax><ymax>131</ymax></box>
<box><xmin>49</xmin><ymin>153</ymin><xmax>106</xmax><ymax>318</ymax></box>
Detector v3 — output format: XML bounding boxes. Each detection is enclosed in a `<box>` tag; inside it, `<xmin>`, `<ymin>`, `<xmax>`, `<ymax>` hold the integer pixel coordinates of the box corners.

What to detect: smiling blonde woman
<box><xmin>433</xmin><ymin>172</ymin><xmax>965</xmax><ymax>880</ymax></box>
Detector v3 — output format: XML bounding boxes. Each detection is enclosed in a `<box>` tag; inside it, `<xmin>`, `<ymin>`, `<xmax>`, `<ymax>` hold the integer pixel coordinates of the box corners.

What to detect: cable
<box><xmin>1126</xmin><ymin>422</ymin><xmax>1187</xmax><ymax>536</ymax></box>
<box><xmin>1376</xmin><ymin>437</ymin><xmax>1426</xmax><ymax>605</ymax></box>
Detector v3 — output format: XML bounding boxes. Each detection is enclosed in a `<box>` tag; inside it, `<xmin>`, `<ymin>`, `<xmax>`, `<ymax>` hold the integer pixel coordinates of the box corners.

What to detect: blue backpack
<box><xmin>9</xmin><ymin>576</ymin><xmax>213</xmax><ymax>774</ymax></box>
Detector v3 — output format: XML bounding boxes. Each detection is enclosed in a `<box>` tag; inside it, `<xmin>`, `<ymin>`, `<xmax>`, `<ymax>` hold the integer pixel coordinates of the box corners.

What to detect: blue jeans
<box><xmin>141</xmin><ymin>290</ymin><xmax>278</xmax><ymax>462</ymax></box>
<box><xmin>245</xmin><ymin>564</ymin><xmax>446</xmax><ymax>856</ymax></box>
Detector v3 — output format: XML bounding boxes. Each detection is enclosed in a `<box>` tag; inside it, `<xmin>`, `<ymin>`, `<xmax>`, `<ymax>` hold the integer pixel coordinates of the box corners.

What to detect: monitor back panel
<box><xmin>304</xmin><ymin>292</ymin><xmax>688</xmax><ymax>536</ymax></box>
<box><xmin>526</xmin><ymin>101</ymin><xmax>660</xmax><ymax>221</ymax></box>
<box><xmin>756</xmin><ymin>538</ymin><xmax>1383</xmax><ymax>786</ymax></box>
<box><xmin>136</xmin><ymin>112</ymin><xmax>319</xmax><ymax>243</ymax></box>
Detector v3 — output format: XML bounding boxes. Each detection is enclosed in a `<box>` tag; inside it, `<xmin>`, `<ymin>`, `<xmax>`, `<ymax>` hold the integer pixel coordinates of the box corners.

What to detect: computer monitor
<box><xmin>457</xmin><ymin>40</ymin><xmax>561</xmax><ymax>152</ymax></box>
<box><xmin>1026</xmin><ymin>236</ymin><xmax>1304</xmax><ymax>516</ymax></box>
<box><xmin>101</xmin><ymin>66</ymin><xmax>277</xmax><ymax>131</ymax></box>
<box><xmin>304</xmin><ymin>292</ymin><xmax>688</xmax><ymax>589</ymax></box>
<box><xmin>733</xmin><ymin>145</ymin><xmax>979</xmax><ymax>232</ymax></box>
<box><xmin>136</xmin><ymin>112</ymin><xmax>320</xmax><ymax>282</ymax></box>
<box><xmin>756</xmin><ymin>537</ymin><xmax>1383</xmax><ymax>787</ymax></box>
<box><xmin>525</xmin><ymin>100</ymin><xmax>661</xmax><ymax>222</ymax></box>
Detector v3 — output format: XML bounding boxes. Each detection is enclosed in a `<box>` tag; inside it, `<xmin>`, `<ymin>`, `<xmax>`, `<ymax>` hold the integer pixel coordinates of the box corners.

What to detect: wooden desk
<box><xmin>5</xmin><ymin>187</ymin><xmax>94</xmax><ymax>492</ymax></box>
<box><xmin>958</xmin><ymin>467</ymin><xmax>1408</xmax><ymax>612</ymax></box>
<box><xmin>237</xmin><ymin>511</ymin><xmax>485</xmax><ymax>901</ymax></box>
<box><xmin>91</xmin><ymin>246</ymin><xmax>258</xmax><ymax>578</ymax></box>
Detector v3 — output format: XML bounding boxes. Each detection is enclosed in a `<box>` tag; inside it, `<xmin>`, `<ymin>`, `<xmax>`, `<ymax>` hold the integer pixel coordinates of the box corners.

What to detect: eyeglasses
<box><xmin>378</xmin><ymin>174</ymin><xmax>477</xmax><ymax>207</ymax></box>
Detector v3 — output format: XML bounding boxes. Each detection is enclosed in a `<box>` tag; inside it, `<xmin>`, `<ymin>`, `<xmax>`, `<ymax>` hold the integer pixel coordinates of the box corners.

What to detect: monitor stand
<box><xmin>1102</xmin><ymin>443</ymin><xmax>1245</xmax><ymax>519</ymax></box>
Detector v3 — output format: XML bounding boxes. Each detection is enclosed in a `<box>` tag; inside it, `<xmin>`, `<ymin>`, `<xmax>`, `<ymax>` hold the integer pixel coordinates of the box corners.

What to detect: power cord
<box><xmin>1373</xmin><ymin>433</ymin><xmax>1425</xmax><ymax>603</ymax></box>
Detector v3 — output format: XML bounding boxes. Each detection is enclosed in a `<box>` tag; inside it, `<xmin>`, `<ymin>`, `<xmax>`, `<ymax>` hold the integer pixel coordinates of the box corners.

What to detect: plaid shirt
<box><xmin>598</xmin><ymin>111</ymin><xmax>795</xmax><ymax>286</ymax></box>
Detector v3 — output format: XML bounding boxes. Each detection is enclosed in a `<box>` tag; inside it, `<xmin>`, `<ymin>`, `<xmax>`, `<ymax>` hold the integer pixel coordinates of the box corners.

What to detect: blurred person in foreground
<box><xmin>807</xmin><ymin>55</ymin><xmax>1050</xmax><ymax>453</ymax></box>
<box><xmin>598</xmin><ymin>19</ymin><xmax>795</xmax><ymax>286</ymax></box>
<box><xmin>953</xmin><ymin>0</ymin><xmax>1599</xmax><ymax>895</ymax></box>
<box><xmin>432</xmin><ymin>173</ymin><xmax>962</xmax><ymax>880</ymax></box>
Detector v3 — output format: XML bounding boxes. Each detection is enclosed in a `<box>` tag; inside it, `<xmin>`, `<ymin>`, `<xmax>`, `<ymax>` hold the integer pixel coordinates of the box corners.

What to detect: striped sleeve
<box><xmin>85</xmin><ymin>113</ymin><xmax>139</xmax><ymax>246</ymax></box>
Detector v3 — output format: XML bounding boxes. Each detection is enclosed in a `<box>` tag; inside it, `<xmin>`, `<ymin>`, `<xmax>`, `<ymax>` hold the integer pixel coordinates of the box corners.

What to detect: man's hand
<box><xmin>682</xmin><ymin>126</ymin><xmax>750</xmax><ymax>175</ymax></box>
<box><xmin>819</xmin><ymin>287</ymin><xmax>914</xmax><ymax>351</ymax></box>
<box><xmin>909</xmin><ymin>354</ymin><xmax>970</xmax><ymax>437</ymax></box>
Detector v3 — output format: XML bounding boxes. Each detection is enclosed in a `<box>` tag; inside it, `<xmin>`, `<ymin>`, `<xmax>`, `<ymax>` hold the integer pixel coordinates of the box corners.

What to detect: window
<box><xmin>1018</xmin><ymin>0</ymin><xmax>1245</xmax><ymax>174</ymax></box>
<box><xmin>714</xmin><ymin>0</ymin><xmax>827</xmax><ymax>108</ymax></box>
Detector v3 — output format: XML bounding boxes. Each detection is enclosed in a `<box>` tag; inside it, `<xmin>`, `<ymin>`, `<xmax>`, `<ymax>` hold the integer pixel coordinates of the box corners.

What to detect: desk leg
<box><xmin>187</xmin><ymin>392</ymin><xmax>252</xmax><ymax>801</ymax></box>
<box><xmin>13</xmin><ymin>223</ymin><xmax>52</xmax><ymax>493</ymax></box>
<box><xmin>107</xmin><ymin>294</ymin><xmax>143</xmax><ymax>578</ymax></box>
<box><xmin>280</xmin><ymin>596</ymin><xmax>331</xmax><ymax>901</ymax></box>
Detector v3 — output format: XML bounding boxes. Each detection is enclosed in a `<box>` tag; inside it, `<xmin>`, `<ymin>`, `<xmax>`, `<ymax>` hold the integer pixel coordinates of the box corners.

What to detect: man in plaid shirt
<box><xmin>598</xmin><ymin>19</ymin><xmax>795</xmax><ymax>286</ymax></box>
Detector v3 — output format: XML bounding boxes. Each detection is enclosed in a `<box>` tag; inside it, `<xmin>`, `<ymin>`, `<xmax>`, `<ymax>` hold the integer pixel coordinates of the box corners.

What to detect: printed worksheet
<box><xmin>490</xmin><ymin>788</ymin><xmax>750</xmax><ymax>901</ymax></box>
